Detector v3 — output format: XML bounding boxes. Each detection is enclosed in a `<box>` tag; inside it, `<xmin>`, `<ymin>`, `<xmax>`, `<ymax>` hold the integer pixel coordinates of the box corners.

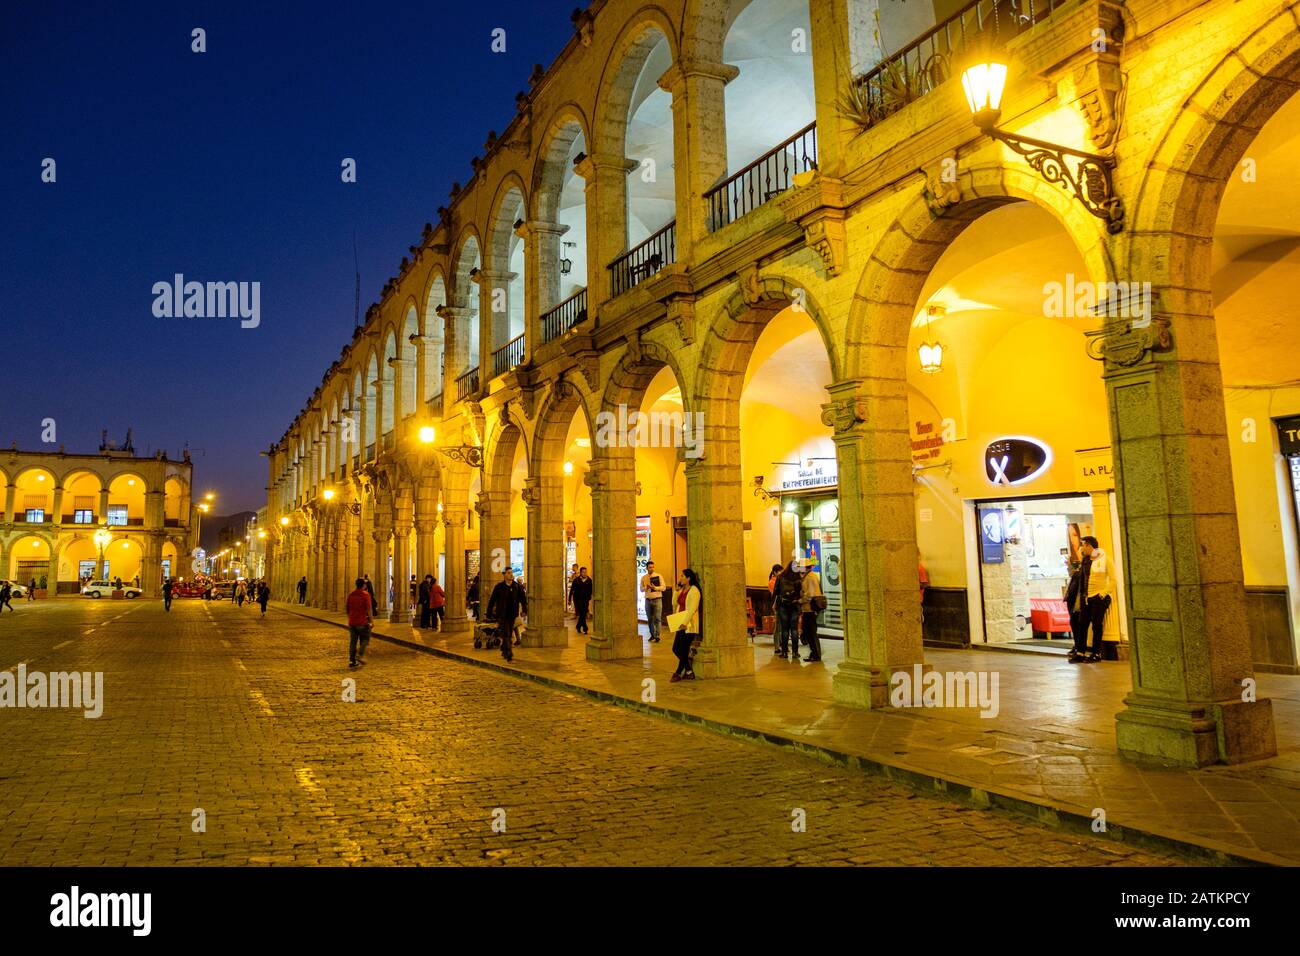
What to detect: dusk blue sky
<box><xmin>2</xmin><ymin>1</ymin><xmax>577</xmax><ymax>512</ymax></box>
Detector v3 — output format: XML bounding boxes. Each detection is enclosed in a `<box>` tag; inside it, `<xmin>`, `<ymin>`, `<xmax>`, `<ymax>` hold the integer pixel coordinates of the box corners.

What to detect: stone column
<box><xmin>414</xmin><ymin>479</ymin><xmax>440</xmax><ymax>581</ymax></box>
<box><xmin>523</xmin><ymin>475</ymin><xmax>567</xmax><ymax>646</ymax></box>
<box><xmin>1101</xmin><ymin>324</ymin><xmax>1276</xmax><ymax>766</ymax></box>
<box><xmin>140</xmin><ymin>533</ymin><xmax>163</xmax><ymax>598</ymax></box>
<box><xmin>682</xmin><ymin>441</ymin><xmax>754</xmax><ymax>679</ymax></box>
<box><xmin>438</xmin><ymin>305</ymin><xmax>476</xmax><ymax>408</ymax></box>
<box><xmin>574</xmin><ymin>153</ymin><xmax>637</xmax><ymax>313</ymax></box>
<box><xmin>51</xmin><ymin>486</ymin><xmax>65</xmax><ymax>525</ymax></box>
<box><xmin>389</xmin><ymin>356</ymin><xmax>415</xmax><ymax>425</ymax></box>
<box><xmin>97</xmin><ymin>488</ymin><xmax>109</xmax><ymax>524</ymax></box>
<box><xmin>441</xmin><ymin>508</ymin><xmax>470</xmax><ymax>634</ymax></box>
<box><xmin>824</xmin><ymin>379</ymin><xmax>924</xmax><ymax>709</ymax></box>
<box><xmin>389</xmin><ymin>523</ymin><xmax>412</xmax><ymax>624</ymax></box>
<box><xmin>657</xmin><ymin>58</ymin><xmax>739</xmax><ymax>257</ymax></box>
<box><xmin>523</xmin><ymin>220</ymin><xmax>569</xmax><ymax>344</ymax></box>
<box><xmin>584</xmin><ymin>455</ymin><xmax>641</xmax><ymax>661</ymax></box>
<box><xmin>371</xmin><ymin>525</ymin><xmax>391</xmax><ymax>614</ymax></box>
<box><xmin>476</xmin><ymin>488</ymin><xmax>513</xmax><ymax>584</ymax></box>
<box><xmin>2</xmin><ymin>483</ymin><xmax>14</xmax><ymax>524</ymax></box>
<box><xmin>477</xmin><ymin>269</ymin><xmax>517</xmax><ymax>375</ymax></box>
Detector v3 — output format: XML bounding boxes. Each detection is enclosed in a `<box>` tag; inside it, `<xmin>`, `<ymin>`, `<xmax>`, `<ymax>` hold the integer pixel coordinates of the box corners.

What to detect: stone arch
<box><xmin>451</xmin><ymin>229</ymin><xmax>483</xmax><ymax>374</ymax></box>
<box><xmin>593</xmin><ymin>9</ymin><xmax>681</xmax><ymax>157</ymax></box>
<box><xmin>603</xmin><ymin>336</ymin><xmax>694</xmax><ymax>417</ymax></box>
<box><xmin>423</xmin><ymin>269</ymin><xmax>448</xmax><ymax>402</ymax></box>
<box><xmin>400</xmin><ymin>301</ymin><xmax>419</xmax><ymax>418</ymax></box>
<box><xmin>845</xmin><ymin>164</ymin><xmax>1117</xmax><ymax>382</ymax></box>
<box><xmin>694</xmin><ymin>271</ymin><xmax>841</xmax><ymax>425</ymax></box>
<box><xmin>532</xmin><ymin>104</ymin><xmax>592</xmax><ymax>222</ymax></box>
<box><xmin>485</xmin><ymin>177</ymin><xmax>529</xmax><ymax>356</ymax></box>
<box><xmin>1129</xmin><ymin>7</ymin><xmax>1300</xmax><ymax>299</ymax></box>
<box><xmin>380</xmin><ymin>328</ymin><xmax>398</xmax><ymax>438</ymax></box>
<box><xmin>679</xmin><ymin>0</ymin><xmax>730</xmax><ymax>63</ymax></box>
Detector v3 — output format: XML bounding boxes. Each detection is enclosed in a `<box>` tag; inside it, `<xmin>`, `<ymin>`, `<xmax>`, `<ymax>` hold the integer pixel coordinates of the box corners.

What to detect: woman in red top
<box><xmin>430</xmin><ymin>577</ymin><xmax>446</xmax><ymax>631</ymax></box>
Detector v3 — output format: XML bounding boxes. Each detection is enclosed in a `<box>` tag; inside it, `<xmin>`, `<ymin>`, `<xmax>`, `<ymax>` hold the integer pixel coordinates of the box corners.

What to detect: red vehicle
<box><xmin>170</xmin><ymin>579</ymin><xmax>210</xmax><ymax>598</ymax></box>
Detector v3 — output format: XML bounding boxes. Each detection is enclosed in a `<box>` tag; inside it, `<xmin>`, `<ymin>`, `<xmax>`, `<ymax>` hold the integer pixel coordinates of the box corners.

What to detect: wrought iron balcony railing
<box><xmin>455</xmin><ymin>365</ymin><xmax>481</xmax><ymax>400</ymax></box>
<box><xmin>706</xmin><ymin>122</ymin><xmax>817</xmax><ymax>231</ymax></box>
<box><xmin>492</xmin><ymin>333</ymin><xmax>526</xmax><ymax>377</ymax></box>
<box><xmin>541</xmin><ymin>287</ymin><xmax>588</xmax><ymax>343</ymax></box>
<box><xmin>609</xmin><ymin>220</ymin><xmax>676</xmax><ymax>298</ymax></box>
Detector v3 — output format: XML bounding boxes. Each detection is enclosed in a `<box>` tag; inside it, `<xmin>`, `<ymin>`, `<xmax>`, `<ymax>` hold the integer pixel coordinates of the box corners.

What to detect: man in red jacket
<box><xmin>346</xmin><ymin>577</ymin><xmax>373</xmax><ymax>668</ymax></box>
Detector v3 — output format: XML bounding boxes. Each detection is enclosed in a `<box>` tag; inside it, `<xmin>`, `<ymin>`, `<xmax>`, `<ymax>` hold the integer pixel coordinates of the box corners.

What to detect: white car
<box><xmin>81</xmin><ymin>581</ymin><xmax>142</xmax><ymax>599</ymax></box>
<box><xmin>0</xmin><ymin>580</ymin><xmax>28</xmax><ymax>598</ymax></box>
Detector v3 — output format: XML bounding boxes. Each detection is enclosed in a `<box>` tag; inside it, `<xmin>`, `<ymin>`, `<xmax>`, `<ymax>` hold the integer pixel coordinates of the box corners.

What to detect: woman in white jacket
<box><xmin>670</xmin><ymin>568</ymin><xmax>701</xmax><ymax>682</ymax></box>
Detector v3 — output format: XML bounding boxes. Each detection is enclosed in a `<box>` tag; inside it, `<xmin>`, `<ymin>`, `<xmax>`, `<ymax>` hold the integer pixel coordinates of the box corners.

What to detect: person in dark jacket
<box><xmin>485</xmin><ymin>569</ymin><xmax>527</xmax><ymax>661</ymax></box>
<box><xmin>467</xmin><ymin>573</ymin><xmax>481</xmax><ymax>620</ymax></box>
<box><xmin>570</xmin><ymin>567</ymin><xmax>593</xmax><ymax>635</ymax></box>
<box><xmin>363</xmin><ymin>574</ymin><xmax>376</xmax><ymax>613</ymax></box>
<box><xmin>773</xmin><ymin>561</ymin><xmax>803</xmax><ymax>659</ymax></box>
<box><xmin>162</xmin><ymin>578</ymin><xmax>174</xmax><ymax>612</ymax></box>
<box><xmin>417</xmin><ymin>575</ymin><xmax>432</xmax><ymax>628</ymax></box>
<box><xmin>257</xmin><ymin>581</ymin><xmax>270</xmax><ymax>615</ymax></box>
<box><xmin>296</xmin><ymin>576</ymin><xmax>308</xmax><ymax>604</ymax></box>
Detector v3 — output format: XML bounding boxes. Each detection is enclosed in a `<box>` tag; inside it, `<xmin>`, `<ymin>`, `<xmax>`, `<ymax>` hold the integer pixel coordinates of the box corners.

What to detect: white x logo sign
<box><xmin>989</xmin><ymin>454</ymin><xmax>1012</xmax><ymax>485</ymax></box>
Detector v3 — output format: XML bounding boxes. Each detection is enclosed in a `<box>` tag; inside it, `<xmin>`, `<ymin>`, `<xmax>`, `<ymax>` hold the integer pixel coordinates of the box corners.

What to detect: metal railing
<box><xmin>706</xmin><ymin>122</ymin><xmax>817</xmax><ymax>231</ymax></box>
<box><xmin>426</xmin><ymin>392</ymin><xmax>443</xmax><ymax>413</ymax></box>
<box><xmin>492</xmin><ymin>334</ymin><xmax>526</xmax><ymax>377</ymax></box>
<box><xmin>541</xmin><ymin>287</ymin><xmax>588</xmax><ymax>343</ymax></box>
<box><xmin>609</xmin><ymin>220</ymin><xmax>676</xmax><ymax>298</ymax></box>
<box><xmin>365</xmin><ymin>442</ymin><xmax>375</xmax><ymax>461</ymax></box>
<box><xmin>382</xmin><ymin>430</ymin><xmax>395</xmax><ymax>452</ymax></box>
<box><xmin>455</xmin><ymin>365</ymin><xmax>480</xmax><ymax>400</ymax></box>
<box><xmin>852</xmin><ymin>0</ymin><xmax>1059</xmax><ymax>129</ymax></box>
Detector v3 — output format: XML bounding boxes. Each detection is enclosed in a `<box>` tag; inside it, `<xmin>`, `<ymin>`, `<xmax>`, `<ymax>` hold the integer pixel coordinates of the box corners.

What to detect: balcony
<box><xmin>609</xmin><ymin>220</ymin><xmax>676</xmax><ymax>298</ymax></box>
<box><xmin>365</xmin><ymin>442</ymin><xmax>375</xmax><ymax>461</ymax></box>
<box><xmin>491</xmin><ymin>334</ymin><xmax>526</xmax><ymax>377</ymax></box>
<box><xmin>705</xmin><ymin>122</ymin><xmax>817</xmax><ymax>231</ymax></box>
<box><xmin>426</xmin><ymin>392</ymin><xmax>443</xmax><ymax>414</ymax></box>
<box><xmin>851</xmin><ymin>0</ymin><xmax>1059</xmax><ymax>130</ymax></box>
<box><xmin>455</xmin><ymin>366</ymin><xmax>480</xmax><ymax>401</ymax></box>
<box><xmin>382</xmin><ymin>430</ymin><xmax>395</xmax><ymax>453</ymax></box>
<box><xmin>541</xmin><ymin>287</ymin><xmax>588</xmax><ymax>343</ymax></box>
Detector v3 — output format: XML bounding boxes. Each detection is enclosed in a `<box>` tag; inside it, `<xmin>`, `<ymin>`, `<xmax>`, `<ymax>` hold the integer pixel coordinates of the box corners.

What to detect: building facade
<box><xmin>267</xmin><ymin>0</ymin><xmax>1300</xmax><ymax>768</ymax></box>
<box><xmin>1</xmin><ymin>446</ymin><xmax>197</xmax><ymax>595</ymax></box>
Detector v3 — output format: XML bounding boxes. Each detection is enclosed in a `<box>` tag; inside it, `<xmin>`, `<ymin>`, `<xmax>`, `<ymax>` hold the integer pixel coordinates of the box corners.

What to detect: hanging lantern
<box><xmin>918</xmin><ymin>303</ymin><xmax>945</xmax><ymax>374</ymax></box>
<box><xmin>559</xmin><ymin>257</ymin><xmax>573</xmax><ymax>275</ymax></box>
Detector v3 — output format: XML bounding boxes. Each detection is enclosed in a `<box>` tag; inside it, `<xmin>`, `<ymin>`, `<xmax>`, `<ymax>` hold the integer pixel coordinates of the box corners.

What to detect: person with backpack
<box><xmin>0</xmin><ymin>582</ymin><xmax>13</xmax><ymax>614</ymax></box>
<box><xmin>669</xmin><ymin>568</ymin><xmax>701</xmax><ymax>682</ymax></box>
<box><xmin>773</xmin><ymin>560</ymin><xmax>803</xmax><ymax>660</ymax></box>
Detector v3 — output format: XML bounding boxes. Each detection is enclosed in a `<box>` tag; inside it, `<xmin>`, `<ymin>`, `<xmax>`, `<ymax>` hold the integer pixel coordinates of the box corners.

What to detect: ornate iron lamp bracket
<box><xmin>985</xmin><ymin>128</ymin><xmax>1124</xmax><ymax>233</ymax></box>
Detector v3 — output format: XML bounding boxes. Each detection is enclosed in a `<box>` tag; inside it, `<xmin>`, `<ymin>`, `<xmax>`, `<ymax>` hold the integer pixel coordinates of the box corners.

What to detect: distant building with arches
<box><xmin>0</xmin><ymin>446</ymin><xmax>197</xmax><ymax>596</ymax></box>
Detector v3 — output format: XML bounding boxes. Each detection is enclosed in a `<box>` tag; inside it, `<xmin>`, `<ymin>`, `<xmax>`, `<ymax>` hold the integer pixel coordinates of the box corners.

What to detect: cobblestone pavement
<box><xmin>0</xmin><ymin>600</ymin><xmax>1191</xmax><ymax>865</ymax></box>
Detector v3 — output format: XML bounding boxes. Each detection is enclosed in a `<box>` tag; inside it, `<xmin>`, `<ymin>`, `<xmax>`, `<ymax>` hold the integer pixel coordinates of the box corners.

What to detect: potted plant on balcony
<box><xmin>35</xmin><ymin>574</ymin><xmax>48</xmax><ymax>600</ymax></box>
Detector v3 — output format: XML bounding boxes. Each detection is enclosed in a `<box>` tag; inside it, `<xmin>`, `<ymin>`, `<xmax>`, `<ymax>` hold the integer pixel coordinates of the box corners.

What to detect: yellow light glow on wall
<box><xmin>563</xmin><ymin>461</ymin><xmax>574</xmax><ymax>475</ymax></box>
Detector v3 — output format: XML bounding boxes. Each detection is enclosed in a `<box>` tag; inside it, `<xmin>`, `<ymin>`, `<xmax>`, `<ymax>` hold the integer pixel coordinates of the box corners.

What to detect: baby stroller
<box><xmin>473</xmin><ymin>617</ymin><xmax>504</xmax><ymax>650</ymax></box>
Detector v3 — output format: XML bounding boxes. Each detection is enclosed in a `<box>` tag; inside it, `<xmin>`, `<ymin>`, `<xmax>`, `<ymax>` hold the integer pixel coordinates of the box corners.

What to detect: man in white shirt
<box><xmin>1069</xmin><ymin>535</ymin><xmax>1113</xmax><ymax>663</ymax></box>
<box><xmin>641</xmin><ymin>560</ymin><xmax>666</xmax><ymax>643</ymax></box>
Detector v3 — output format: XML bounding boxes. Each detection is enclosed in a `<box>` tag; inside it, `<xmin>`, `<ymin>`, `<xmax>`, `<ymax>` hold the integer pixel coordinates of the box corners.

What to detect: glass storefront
<box><xmin>780</xmin><ymin>491</ymin><xmax>843</xmax><ymax>635</ymax></box>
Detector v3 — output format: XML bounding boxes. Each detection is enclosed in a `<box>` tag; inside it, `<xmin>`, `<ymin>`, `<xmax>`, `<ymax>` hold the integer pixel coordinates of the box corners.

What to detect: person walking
<box><xmin>1067</xmin><ymin>535</ymin><xmax>1113</xmax><ymax>663</ymax></box>
<box><xmin>409</xmin><ymin>575</ymin><xmax>418</xmax><ymax>621</ymax></box>
<box><xmin>0</xmin><ymin>582</ymin><xmax>13</xmax><ymax>613</ymax></box>
<box><xmin>570</xmin><ymin>566</ymin><xmax>593</xmax><ymax>635</ymax></box>
<box><xmin>296</xmin><ymin>576</ymin><xmax>308</xmax><ymax>605</ymax></box>
<box><xmin>773</xmin><ymin>560</ymin><xmax>803</xmax><ymax>660</ymax></box>
<box><xmin>345</xmin><ymin>577</ymin><xmax>373</xmax><ymax>668</ymax></box>
<box><xmin>430</xmin><ymin>576</ymin><xmax>445</xmax><ymax>631</ymax></box>
<box><xmin>417</xmin><ymin>575</ymin><xmax>432</xmax><ymax>629</ymax></box>
<box><xmin>669</xmin><ymin>568</ymin><xmax>701</xmax><ymax>682</ymax></box>
<box><xmin>235</xmin><ymin>580</ymin><xmax>246</xmax><ymax>607</ymax></box>
<box><xmin>485</xmin><ymin>568</ymin><xmax>527</xmax><ymax>662</ymax></box>
<box><xmin>640</xmin><ymin>560</ymin><xmax>666</xmax><ymax>643</ymax></box>
<box><xmin>799</xmin><ymin>558</ymin><xmax>824</xmax><ymax>662</ymax></box>
<box><xmin>163</xmin><ymin>577</ymin><xmax>174</xmax><ymax>612</ymax></box>
<box><xmin>257</xmin><ymin>581</ymin><xmax>270</xmax><ymax>616</ymax></box>
<box><xmin>363</xmin><ymin>574</ymin><xmax>376</xmax><ymax>613</ymax></box>
<box><xmin>28</xmin><ymin>578</ymin><xmax>37</xmax><ymax>602</ymax></box>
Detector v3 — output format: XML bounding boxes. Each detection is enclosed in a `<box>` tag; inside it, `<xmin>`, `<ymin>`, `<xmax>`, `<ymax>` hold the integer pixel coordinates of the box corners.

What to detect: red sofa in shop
<box><xmin>1029</xmin><ymin>597</ymin><xmax>1071</xmax><ymax>637</ymax></box>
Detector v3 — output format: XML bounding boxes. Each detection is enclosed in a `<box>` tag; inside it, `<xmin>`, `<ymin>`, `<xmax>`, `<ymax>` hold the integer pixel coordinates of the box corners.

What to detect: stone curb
<box><xmin>273</xmin><ymin>604</ymin><xmax>1280</xmax><ymax>868</ymax></box>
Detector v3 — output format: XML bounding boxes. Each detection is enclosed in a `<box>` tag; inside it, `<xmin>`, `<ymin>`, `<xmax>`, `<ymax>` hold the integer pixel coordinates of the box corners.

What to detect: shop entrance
<box><xmin>972</xmin><ymin>491</ymin><xmax>1127</xmax><ymax>653</ymax></box>
<box><xmin>779</xmin><ymin>491</ymin><xmax>843</xmax><ymax>636</ymax></box>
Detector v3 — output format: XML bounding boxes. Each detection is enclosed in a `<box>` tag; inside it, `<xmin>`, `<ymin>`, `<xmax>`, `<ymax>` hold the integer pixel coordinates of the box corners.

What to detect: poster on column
<box><xmin>635</xmin><ymin>516</ymin><xmax>651</xmax><ymax>622</ymax></box>
<box><xmin>510</xmin><ymin>538</ymin><xmax>525</xmax><ymax>580</ymax></box>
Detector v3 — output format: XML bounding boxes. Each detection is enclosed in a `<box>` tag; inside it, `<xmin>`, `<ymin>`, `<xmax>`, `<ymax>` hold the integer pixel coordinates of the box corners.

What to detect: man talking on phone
<box><xmin>641</xmin><ymin>560</ymin><xmax>665</xmax><ymax>644</ymax></box>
